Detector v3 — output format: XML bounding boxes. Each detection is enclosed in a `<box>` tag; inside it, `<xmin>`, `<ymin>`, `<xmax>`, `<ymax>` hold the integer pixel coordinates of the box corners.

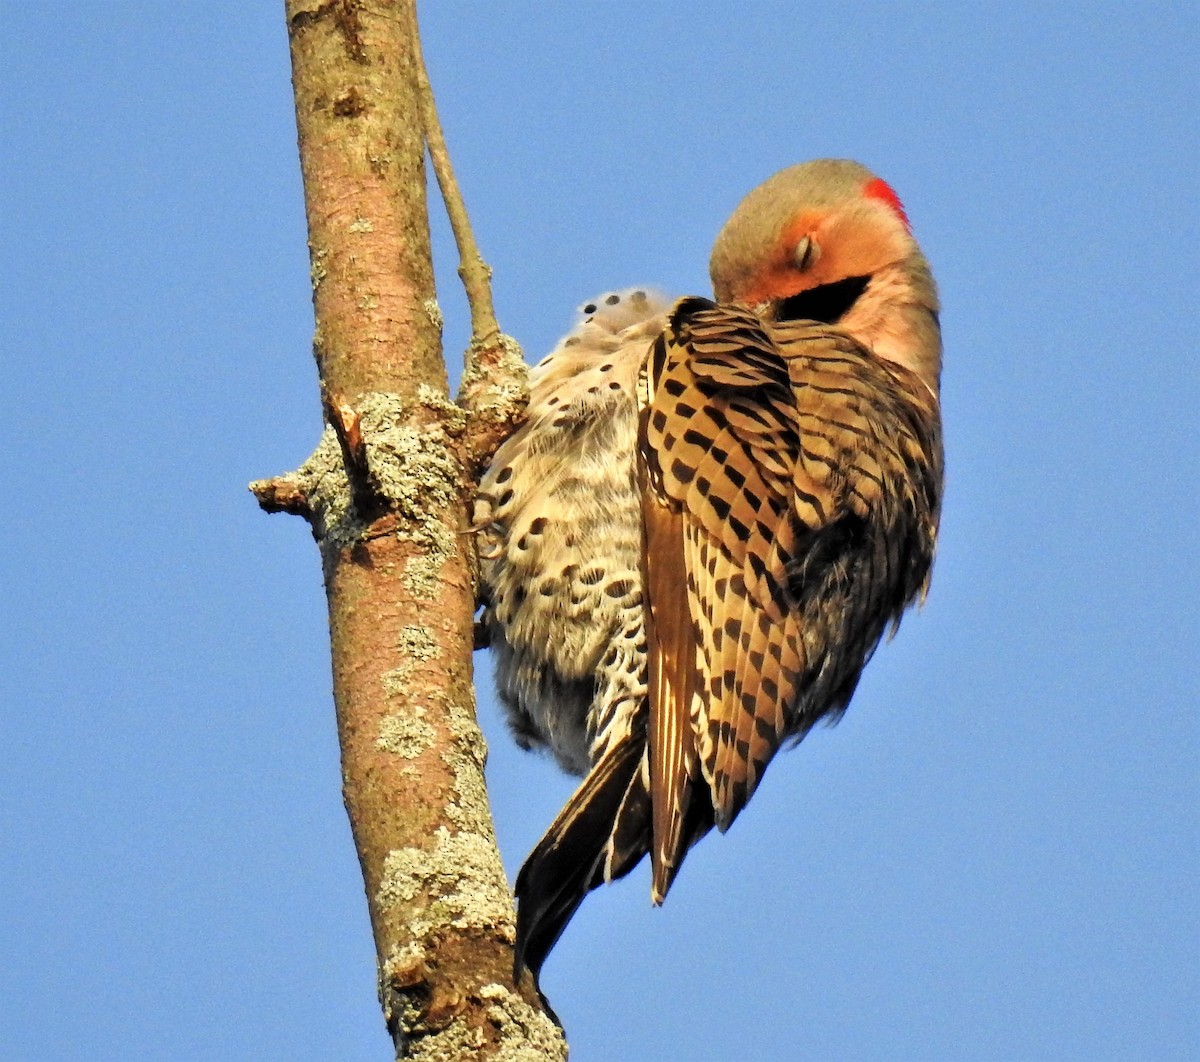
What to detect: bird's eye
<box><xmin>793</xmin><ymin>235</ymin><xmax>820</xmax><ymax>272</ymax></box>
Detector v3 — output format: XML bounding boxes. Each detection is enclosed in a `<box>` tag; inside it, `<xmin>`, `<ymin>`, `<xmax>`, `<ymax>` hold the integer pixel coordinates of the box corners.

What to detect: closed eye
<box><xmin>777</xmin><ymin>275</ymin><xmax>869</xmax><ymax>324</ymax></box>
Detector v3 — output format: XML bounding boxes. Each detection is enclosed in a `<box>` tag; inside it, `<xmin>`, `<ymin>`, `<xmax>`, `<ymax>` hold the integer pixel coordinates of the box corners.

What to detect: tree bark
<box><xmin>251</xmin><ymin>2</ymin><xmax>564</xmax><ymax>1057</ymax></box>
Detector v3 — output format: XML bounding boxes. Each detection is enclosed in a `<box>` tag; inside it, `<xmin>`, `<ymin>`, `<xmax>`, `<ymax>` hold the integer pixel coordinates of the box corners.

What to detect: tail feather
<box><xmin>515</xmin><ymin>736</ymin><xmax>650</xmax><ymax>985</ymax></box>
<box><xmin>603</xmin><ymin>753</ymin><xmax>653</xmax><ymax>881</ymax></box>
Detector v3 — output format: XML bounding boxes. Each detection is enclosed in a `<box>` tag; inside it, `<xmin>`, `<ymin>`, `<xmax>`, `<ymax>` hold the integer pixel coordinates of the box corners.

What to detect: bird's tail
<box><xmin>514</xmin><ymin>734</ymin><xmax>652</xmax><ymax>987</ymax></box>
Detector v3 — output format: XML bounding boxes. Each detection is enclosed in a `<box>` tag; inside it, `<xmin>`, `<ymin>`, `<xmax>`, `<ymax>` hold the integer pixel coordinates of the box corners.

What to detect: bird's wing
<box><xmin>639</xmin><ymin>298</ymin><xmax>800</xmax><ymax>889</ymax></box>
<box><xmin>639</xmin><ymin>298</ymin><xmax>834</xmax><ymax>895</ymax></box>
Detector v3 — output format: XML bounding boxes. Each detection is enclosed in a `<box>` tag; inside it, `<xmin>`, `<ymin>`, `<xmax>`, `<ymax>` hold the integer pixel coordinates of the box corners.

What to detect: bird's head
<box><xmin>710</xmin><ymin>159</ymin><xmax>940</xmax><ymax>394</ymax></box>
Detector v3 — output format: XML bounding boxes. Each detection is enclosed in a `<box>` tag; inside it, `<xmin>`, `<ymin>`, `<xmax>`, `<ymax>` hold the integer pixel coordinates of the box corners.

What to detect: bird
<box><xmin>474</xmin><ymin>158</ymin><xmax>944</xmax><ymax>991</ymax></box>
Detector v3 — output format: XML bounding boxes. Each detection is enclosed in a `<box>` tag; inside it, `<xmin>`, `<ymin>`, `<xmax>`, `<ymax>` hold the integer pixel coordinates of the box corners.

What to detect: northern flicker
<box><xmin>475</xmin><ymin>159</ymin><xmax>943</xmax><ymax>987</ymax></box>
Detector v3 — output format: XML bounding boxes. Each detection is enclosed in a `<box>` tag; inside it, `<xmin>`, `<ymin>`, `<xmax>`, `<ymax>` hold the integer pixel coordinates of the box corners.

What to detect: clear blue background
<box><xmin>3</xmin><ymin>4</ymin><xmax>1196</xmax><ymax>1060</ymax></box>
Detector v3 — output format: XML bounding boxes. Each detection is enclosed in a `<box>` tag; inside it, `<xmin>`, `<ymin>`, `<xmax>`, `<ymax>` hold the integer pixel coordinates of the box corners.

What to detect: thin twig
<box><xmin>405</xmin><ymin>0</ymin><xmax>500</xmax><ymax>347</ymax></box>
<box><xmin>403</xmin><ymin>0</ymin><xmax>529</xmax><ymax>477</ymax></box>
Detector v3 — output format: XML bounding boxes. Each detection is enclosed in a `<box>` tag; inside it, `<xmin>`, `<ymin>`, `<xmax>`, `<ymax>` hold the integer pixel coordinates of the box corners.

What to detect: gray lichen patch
<box><xmin>460</xmin><ymin>333</ymin><xmax>527</xmax><ymax>392</ymax></box>
<box><xmin>376</xmin><ymin>706</ymin><xmax>436</xmax><ymax>759</ymax></box>
<box><xmin>423</xmin><ymin>298</ymin><xmax>444</xmax><ymax>334</ymax></box>
<box><xmin>458</xmin><ymin>333</ymin><xmax>530</xmax><ymax>432</ymax></box>
<box><xmin>383</xmin><ymin>624</ymin><xmax>441</xmax><ymax>696</ymax></box>
<box><xmin>478</xmin><ymin>984</ymin><xmax>568</xmax><ymax>1061</ymax></box>
<box><xmin>445</xmin><ymin>701</ymin><xmax>488</xmax><ymax>767</ymax></box>
<box><xmin>293</xmin><ymin>426</ymin><xmax>357</xmax><ymax>553</ymax></box>
<box><xmin>381</xmin><ymin>940</ymin><xmax>429</xmax><ymax>990</ymax></box>
<box><xmin>493</xmin><ymin>333</ymin><xmax>526</xmax><ymax>375</ymax></box>
<box><xmin>436</xmin><ymin>830</ymin><xmax>515</xmax><ymax>936</ymax></box>
<box><xmin>381</xmin><ymin>625</ymin><xmax>441</xmax><ymax>701</ymax></box>
<box><xmin>398</xmin><ymin>624</ymin><xmax>439</xmax><ymax>661</ymax></box>
<box><xmin>309</xmin><ymin>244</ymin><xmax>329</xmax><ymax>291</ymax></box>
<box><xmin>381</xmin><ymin>667</ymin><xmax>410</xmax><ymax>698</ymax></box>
<box><xmin>382</xmin><ymin>977</ymin><xmax>565</xmax><ymax>1061</ymax></box>
<box><xmin>394</xmin><ymin>994</ymin><xmax>565</xmax><ymax>1062</ymax></box>
<box><xmin>281</xmin><ymin>390</ymin><xmax>471</xmax><ymax>568</ymax></box>
<box><xmin>377</xmin><ymin>827</ymin><xmax>515</xmax><ymax>940</ymax></box>
<box><xmin>356</xmin><ymin>391</ymin><xmax>461</xmax><ymax>524</ymax></box>
<box><xmin>399</xmin><ymin>518</ymin><xmax>456</xmax><ymax>599</ymax></box>
<box><xmin>446</xmin><ymin>758</ymin><xmax>495</xmax><ymax>839</ymax></box>
<box><xmin>379</xmin><ymin>619</ymin><xmax>436</xmax><ymax>696</ymax></box>
<box><xmin>378</xmin><ymin>845</ymin><xmax>428</xmax><ymax>908</ymax></box>
<box><xmin>402</xmin><ymin>1016</ymin><xmax>486</xmax><ymax>1060</ymax></box>
<box><xmin>417</xmin><ymin>383</ymin><xmax>468</xmax><ymax>434</ymax></box>
<box><xmin>437</xmin><ymin>697</ymin><xmax>494</xmax><ymax>837</ymax></box>
<box><xmin>348</xmin><ymin>216</ymin><xmax>374</xmax><ymax>233</ymax></box>
<box><xmin>402</xmin><ymin>552</ymin><xmax>445</xmax><ymax>600</ymax></box>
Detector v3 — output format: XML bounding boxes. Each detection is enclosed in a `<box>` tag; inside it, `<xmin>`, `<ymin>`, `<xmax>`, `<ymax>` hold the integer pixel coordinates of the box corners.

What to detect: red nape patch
<box><xmin>863</xmin><ymin>177</ymin><xmax>911</xmax><ymax>231</ymax></box>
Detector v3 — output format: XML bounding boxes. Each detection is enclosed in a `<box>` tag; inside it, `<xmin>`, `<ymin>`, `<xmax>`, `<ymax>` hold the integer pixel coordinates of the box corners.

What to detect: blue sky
<box><xmin>3</xmin><ymin>3</ymin><xmax>1196</xmax><ymax>1060</ymax></box>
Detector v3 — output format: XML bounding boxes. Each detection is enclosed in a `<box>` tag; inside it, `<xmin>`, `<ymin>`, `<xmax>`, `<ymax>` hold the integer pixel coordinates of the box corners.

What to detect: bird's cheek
<box><xmin>740</xmin><ymin>264</ymin><xmax>808</xmax><ymax>306</ymax></box>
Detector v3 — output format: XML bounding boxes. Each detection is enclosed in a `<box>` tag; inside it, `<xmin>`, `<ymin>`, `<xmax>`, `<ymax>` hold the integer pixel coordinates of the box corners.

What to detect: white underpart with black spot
<box><xmin>475</xmin><ymin>290</ymin><xmax>670</xmax><ymax>775</ymax></box>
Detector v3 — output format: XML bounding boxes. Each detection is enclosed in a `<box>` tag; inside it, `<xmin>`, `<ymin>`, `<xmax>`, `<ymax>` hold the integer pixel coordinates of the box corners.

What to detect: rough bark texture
<box><xmin>252</xmin><ymin>2</ymin><xmax>564</xmax><ymax>1057</ymax></box>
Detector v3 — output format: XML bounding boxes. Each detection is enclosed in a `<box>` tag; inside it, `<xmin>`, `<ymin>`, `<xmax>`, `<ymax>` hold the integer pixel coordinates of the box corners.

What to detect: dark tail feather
<box><xmin>651</xmin><ymin>784</ymin><xmax>716</xmax><ymax>903</ymax></box>
<box><xmin>515</xmin><ymin>735</ymin><xmax>651</xmax><ymax>986</ymax></box>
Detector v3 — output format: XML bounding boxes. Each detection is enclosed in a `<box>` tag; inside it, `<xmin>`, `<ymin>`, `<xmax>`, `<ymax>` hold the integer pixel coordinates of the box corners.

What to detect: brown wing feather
<box><xmin>640</xmin><ymin>299</ymin><xmax>941</xmax><ymax>855</ymax></box>
<box><xmin>641</xmin><ymin>300</ymin><xmax>823</xmax><ymax>853</ymax></box>
<box><xmin>640</xmin><ymin>486</ymin><xmax>699</xmax><ymax>902</ymax></box>
<box><xmin>639</xmin><ymin>297</ymin><xmax>942</xmax><ymax>894</ymax></box>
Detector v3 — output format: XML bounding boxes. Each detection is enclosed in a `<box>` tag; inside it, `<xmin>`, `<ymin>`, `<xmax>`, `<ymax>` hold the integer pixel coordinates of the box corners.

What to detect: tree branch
<box><xmin>253</xmin><ymin>2</ymin><xmax>565</xmax><ymax>1056</ymax></box>
<box><xmin>407</xmin><ymin>1</ymin><xmax>497</xmax><ymax>347</ymax></box>
<box><xmin>403</xmin><ymin>1</ymin><xmax>529</xmax><ymax>478</ymax></box>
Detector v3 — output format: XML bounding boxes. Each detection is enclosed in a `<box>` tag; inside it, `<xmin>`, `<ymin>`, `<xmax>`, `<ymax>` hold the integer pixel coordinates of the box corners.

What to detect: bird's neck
<box><xmin>842</xmin><ymin>256</ymin><xmax>942</xmax><ymax>404</ymax></box>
